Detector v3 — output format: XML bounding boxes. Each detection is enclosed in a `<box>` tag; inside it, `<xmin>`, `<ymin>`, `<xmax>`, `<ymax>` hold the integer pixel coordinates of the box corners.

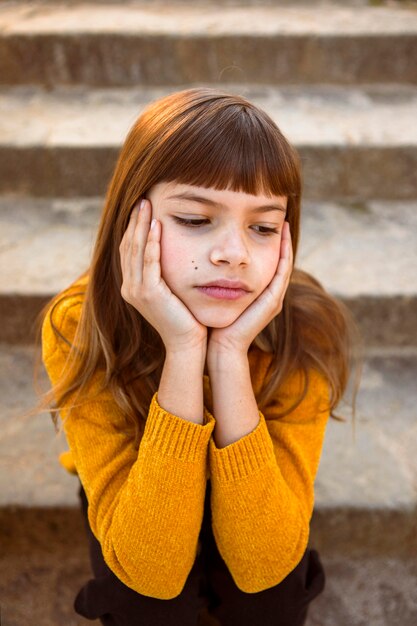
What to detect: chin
<box><xmin>192</xmin><ymin>308</ymin><xmax>242</xmax><ymax>329</ymax></box>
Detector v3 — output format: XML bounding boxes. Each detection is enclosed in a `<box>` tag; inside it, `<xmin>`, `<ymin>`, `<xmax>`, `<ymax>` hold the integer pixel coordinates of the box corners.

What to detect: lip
<box><xmin>196</xmin><ymin>279</ymin><xmax>251</xmax><ymax>301</ymax></box>
<box><xmin>196</xmin><ymin>286</ymin><xmax>248</xmax><ymax>300</ymax></box>
<box><xmin>198</xmin><ymin>279</ymin><xmax>251</xmax><ymax>291</ymax></box>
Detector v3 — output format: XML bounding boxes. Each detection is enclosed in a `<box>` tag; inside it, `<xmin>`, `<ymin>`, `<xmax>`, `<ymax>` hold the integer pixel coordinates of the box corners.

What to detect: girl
<box><xmin>36</xmin><ymin>88</ymin><xmax>362</xmax><ymax>626</ymax></box>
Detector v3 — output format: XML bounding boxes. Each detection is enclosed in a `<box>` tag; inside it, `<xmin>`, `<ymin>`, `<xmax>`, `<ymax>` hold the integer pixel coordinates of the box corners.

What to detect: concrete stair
<box><xmin>1</xmin><ymin>1</ymin><xmax>417</xmax><ymax>624</ymax></box>
<box><xmin>1</xmin><ymin>2</ymin><xmax>416</xmax><ymax>86</ymax></box>
<box><xmin>2</xmin><ymin>345</ymin><xmax>417</xmax><ymax>625</ymax></box>
<box><xmin>1</xmin><ymin>83</ymin><xmax>417</xmax><ymax>198</ymax></box>
<box><xmin>1</xmin><ymin>195</ymin><xmax>416</xmax><ymax>345</ymax></box>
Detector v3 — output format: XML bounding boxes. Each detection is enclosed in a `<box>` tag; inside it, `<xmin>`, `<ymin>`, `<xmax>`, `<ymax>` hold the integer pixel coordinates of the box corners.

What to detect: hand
<box><xmin>207</xmin><ymin>221</ymin><xmax>293</xmax><ymax>360</ymax></box>
<box><xmin>119</xmin><ymin>199</ymin><xmax>207</xmax><ymax>353</ymax></box>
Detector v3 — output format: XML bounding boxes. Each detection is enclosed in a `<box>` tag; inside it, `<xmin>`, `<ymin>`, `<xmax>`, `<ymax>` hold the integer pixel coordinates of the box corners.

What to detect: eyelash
<box><xmin>172</xmin><ymin>217</ymin><xmax>280</xmax><ymax>236</ymax></box>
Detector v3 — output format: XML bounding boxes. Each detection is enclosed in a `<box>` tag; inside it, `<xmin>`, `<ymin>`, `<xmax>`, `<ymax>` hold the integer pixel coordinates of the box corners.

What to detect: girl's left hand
<box><xmin>207</xmin><ymin>221</ymin><xmax>293</xmax><ymax>359</ymax></box>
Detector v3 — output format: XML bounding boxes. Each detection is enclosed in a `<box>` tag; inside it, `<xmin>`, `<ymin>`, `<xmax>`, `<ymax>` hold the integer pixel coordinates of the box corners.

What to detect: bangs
<box><xmin>152</xmin><ymin>99</ymin><xmax>301</xmax><ymax>199</ymax></box>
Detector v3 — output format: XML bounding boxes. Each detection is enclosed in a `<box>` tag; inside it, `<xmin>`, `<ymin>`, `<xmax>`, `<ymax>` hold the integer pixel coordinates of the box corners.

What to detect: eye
<box><xmin>251</xmin><ymin>225</ymin><xmax>280</xmax><ymax>236</ymax></box>
<box><xmin>173</xmin><ymin>217</ymin><xmax>209</xmax><ymax>227</ymax></box>
<box><xmin>173</xmin><ymin>216</ymin><xmax>280</xmax><ymax>236</ymax></box>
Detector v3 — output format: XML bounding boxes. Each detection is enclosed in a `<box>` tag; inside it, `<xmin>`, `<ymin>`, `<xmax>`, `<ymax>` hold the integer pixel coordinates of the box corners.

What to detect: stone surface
<box><xmin>0</xmin><ymin>520</ymin><xmax>93</xmax><ymax>626</ymax></box>
<box><xmin>2</xmin><ymin>517</ymin><xmax>417</xmax><ymax>626</ymax></box>
<box><xmin>3</xmin><ymin>332</ymin><xmax>414</xmax><ymax>606</ymax></box>
<box><xmin>1</xmin><ymin>196</ymin><xmax>416</xmax><ymax>345</ymax></box>
<box><xmin>2</xmin><ymin>4</ymin><xmax>416</xmax><ymax>38</ymax></box>
<box><xmin>0</xmin><ymin>197</ymin><xmax>97</xmax><ymax>295</ymax></box>
<box><xmin>0</xmin><ymin>343</ymin><xmax>77</xmax><ymax>508</ymax></box>
<box><xmin>3</xmin><ymin>0</ymin><xmax>414</xmax><ymax>6</ymax></box>
<box><xmin>1</xmin><ymin>508</ymin><xmax>417</xmax><ymax>626</ymax></box>
<box><xmin>0</xmin><ymin>3</ymin><xmax>416</xmax><ymax>87</ymax></box>
<box><xmin>2</xmin><ymin>84</ymin><xmax>416</xmax><ymax>148</ymax></box>
<box><xmin>0</xmin><ymin>84</ymin><xmax>416</xmax><ymax>199</ymax></box>
<box><xmin>1</xmin><ymin>344</ymin><xmax>416</xmax><ymax>540</ymax></box>
<box><xmin>1</xmin><ymin>1</ymin><xmax>416</xmax><ymax>624</ymax></box>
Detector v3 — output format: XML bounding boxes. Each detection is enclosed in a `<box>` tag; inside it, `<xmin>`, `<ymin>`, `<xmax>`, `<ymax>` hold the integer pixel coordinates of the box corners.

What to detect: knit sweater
<box><xmin>41</xmin><ymin>275</ymin><xmax>330</xmax><ymax>600</ymax></box>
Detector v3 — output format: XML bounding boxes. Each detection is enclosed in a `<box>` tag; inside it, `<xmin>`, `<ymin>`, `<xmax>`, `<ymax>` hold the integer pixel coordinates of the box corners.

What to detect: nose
<box><xmin>209</xmin><ymin>228</ymin><xmax>250</xmax><ymax>267</ymax></box>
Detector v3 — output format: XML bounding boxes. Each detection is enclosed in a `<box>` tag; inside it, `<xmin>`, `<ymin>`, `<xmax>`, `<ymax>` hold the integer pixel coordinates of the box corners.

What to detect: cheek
<box><xmin>257</xmin><ymin>241</ymin><xmax>282</xmax><ymax>287</ymax></box>
<box><xmin>160</xmin><ymin>240</ymin><xmax>179</xmax><ymax>285</ymax></box>
<box><xmin>160</xmin><ymin>232</ymin><xmax>194</xmax><ymax>287</ymax></box>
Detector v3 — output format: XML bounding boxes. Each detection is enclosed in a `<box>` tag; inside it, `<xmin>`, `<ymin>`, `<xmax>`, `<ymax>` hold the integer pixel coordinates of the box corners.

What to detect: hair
<box><xmin>28</xmin><ymin>87</ymin><xmax>363</xmax><ymax>445</ymax></box>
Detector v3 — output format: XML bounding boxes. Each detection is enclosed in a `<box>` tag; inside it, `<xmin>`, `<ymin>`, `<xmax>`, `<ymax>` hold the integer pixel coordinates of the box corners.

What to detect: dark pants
<box><xmin>74</xmin><ymin>480</ymin><xmax>325</xmax><ymax>626</ymax></box>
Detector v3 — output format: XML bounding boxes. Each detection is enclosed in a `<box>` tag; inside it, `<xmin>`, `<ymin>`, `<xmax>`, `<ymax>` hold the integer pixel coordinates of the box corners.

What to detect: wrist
<box><xmin>206</xmin><ymin>345</ymin><xmax>248</xmax><ymax>374</ymax></box>
<box><xmin>165</xmin><ymin>344</ymin><xmax>206</xmax><ymax>371</ymax></box>
<box><xmin>207</xmin><ymin>332</ymin><xmax>249</xmax><ymax>358</ymax></box>
<box><xmin>165</xmin><ymin>335</ymin><xmax>207</xmax><ymax>356</ymax></box>
<box><xmin>159</xmin><ymin>348</ymin><xmax>205</xmax><ymax>425</ymax></box>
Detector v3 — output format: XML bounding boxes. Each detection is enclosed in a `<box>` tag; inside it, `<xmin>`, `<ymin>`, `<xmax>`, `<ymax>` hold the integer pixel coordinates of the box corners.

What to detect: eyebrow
<box><xmin>166</xmin><ymin>192</ymin><xmax>287</xmax><ymax>214</ymax></box>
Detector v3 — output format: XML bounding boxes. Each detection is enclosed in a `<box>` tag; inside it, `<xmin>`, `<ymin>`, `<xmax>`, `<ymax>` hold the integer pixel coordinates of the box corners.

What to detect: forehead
<box><xmin>153</xmin><ymin>181</ymin><xmax>287</xmax><ymax>209</ymax></box>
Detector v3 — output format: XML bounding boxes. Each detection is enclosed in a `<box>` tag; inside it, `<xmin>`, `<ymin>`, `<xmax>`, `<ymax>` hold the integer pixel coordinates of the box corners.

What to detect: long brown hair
<box><xmin>30</xmin><ymin>88</ymin><xmax>363</xmax><ymax>443</ymax></box>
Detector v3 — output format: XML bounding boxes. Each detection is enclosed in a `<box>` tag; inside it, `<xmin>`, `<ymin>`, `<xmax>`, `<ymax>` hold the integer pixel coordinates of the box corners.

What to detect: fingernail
<box><xmin>140</xmin><ymin>198</ymin><xmax>146</xmax><ymax>210</ymax></box>
<box><xmin>150</xmin><ymin>218</ymin><xmax>157</xmax><ymax>230</ymax></box>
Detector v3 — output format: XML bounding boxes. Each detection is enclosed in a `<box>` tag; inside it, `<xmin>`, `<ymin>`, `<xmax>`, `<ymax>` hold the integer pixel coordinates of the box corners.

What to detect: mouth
<box><xmin>196</xmin><ymin>285</ymin><xmax>250</xmax><ymax>301</ymax></box>
<box><xmin>198</xmin><ymin>279</ymin><xmax>251</xmax><ymax>291</ymax></box>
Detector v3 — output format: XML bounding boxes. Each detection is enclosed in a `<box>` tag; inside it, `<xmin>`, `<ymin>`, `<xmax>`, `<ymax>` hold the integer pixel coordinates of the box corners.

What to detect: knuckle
<box><xmin>143</xmin><ymin>247</ymin><xmax>155</xmax><ymax>264</ymax></box>
<box><xmin>140</xmin><ymin>289</ymin><xmax>152</xmax><ymax>303</ymax></box>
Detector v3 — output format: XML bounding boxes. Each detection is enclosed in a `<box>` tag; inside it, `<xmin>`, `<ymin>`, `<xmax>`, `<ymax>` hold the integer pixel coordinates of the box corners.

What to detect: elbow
<box><xmin>135</xmin><ymin>566</ymin><xmax>193</xmax><ymax>600</ymax></box>
<box><xmin>89</xmin><ymin>503</ymin><xmax>199</xmax><ymax>600</ymax></box>
<box><xmin>223</xmin><ymin>521</ymin><xmax>310</xmax><ymax>595</ymax></box>
<box><xmin>100</xmin><ymin>534</ymin><xmax>193</xmax><ymax>600</ymax></box>
<box><xmin>131</xmin><ymin>577</ymin><xmax>190</xmax><ymax>601</ymax></box>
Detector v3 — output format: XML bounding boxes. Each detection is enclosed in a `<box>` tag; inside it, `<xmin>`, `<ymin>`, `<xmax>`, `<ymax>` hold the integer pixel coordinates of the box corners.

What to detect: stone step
<box><xmin>1</xmin><ymin>195</ymin><xmax>416</xmax><ymax>346</ymax></box>
<box><xmin>1</xmin><ymin>540</ymin><xmax>417</xmax><ymax>626</ymax></box>
<box><xmin>1</xmin><ymin>344</ymin><xmax>416</xmax><ymax>557</ymax></box>
<box><xmin>1</xmin><ymin>84</ymin><xmax>416</xmax><ymax>199</ymax></box>
<box><xmin>4</xmin><ymin>0</ymin><xmax>403</xmax><ymax>8</ymax></box>
<box><xmin>0</xmin><ymin>2</ymin><xmax>416</xmax><ymax>87</ymax></box>
<box><xmin>1</xmin><ymin>343</ymin><xmax>417</xmax><ymax>623</ymax></box>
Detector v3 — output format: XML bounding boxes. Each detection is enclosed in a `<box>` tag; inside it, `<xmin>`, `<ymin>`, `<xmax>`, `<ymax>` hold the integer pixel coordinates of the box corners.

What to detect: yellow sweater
<box><xmin>41</xmin><ymin>276</ymin><xmax>330</xmax><ymax>600</ymax></box>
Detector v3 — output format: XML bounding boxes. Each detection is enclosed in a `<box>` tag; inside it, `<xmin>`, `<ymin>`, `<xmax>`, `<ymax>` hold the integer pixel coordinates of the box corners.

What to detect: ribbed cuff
<box><xmin>141</xmin><ymin>393</ymin><xmax>215</xmax><ymax>463</ymax></box>
<box><xmin>209</xmin><ymin>412</ymin><xmax>276</xmax><ymax>482</ymax></box>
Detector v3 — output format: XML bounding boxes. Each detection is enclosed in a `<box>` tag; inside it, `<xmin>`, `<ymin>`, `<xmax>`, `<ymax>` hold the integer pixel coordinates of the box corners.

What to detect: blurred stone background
<box><xmin>0</xmin><ymin>0</ymin><xmax>416</xmax><ymax>624</ymax></box>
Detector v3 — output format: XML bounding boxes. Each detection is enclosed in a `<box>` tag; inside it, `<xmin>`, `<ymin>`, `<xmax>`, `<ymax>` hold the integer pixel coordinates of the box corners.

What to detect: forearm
<box><xmin>208</xmin><ymin>350</ymin><xmax>260</xmax><ymax>448</ymax></box>
<box><xmin>207</xmin><ymin>352</ymin><xmax>309</xmax><ymax>593</ymax></box>
<box><xmin>158</xmin><ymin>347</ymin><xmax>206</xmax><ymax>424</ymax></box>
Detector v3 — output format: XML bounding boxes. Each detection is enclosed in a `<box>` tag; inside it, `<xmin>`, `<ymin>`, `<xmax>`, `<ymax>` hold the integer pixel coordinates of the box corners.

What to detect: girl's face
<box><xmin>147</xmin><ymin>181</ymin><xmax>288</xmax><ymax>328</ymax></box>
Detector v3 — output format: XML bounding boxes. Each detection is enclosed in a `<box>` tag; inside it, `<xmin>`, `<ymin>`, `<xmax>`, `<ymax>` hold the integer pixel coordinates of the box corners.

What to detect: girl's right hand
<box><xmin>119</xmin><ymin>198</ymin><xmax>208</xmax><ymax>354</ymax></box>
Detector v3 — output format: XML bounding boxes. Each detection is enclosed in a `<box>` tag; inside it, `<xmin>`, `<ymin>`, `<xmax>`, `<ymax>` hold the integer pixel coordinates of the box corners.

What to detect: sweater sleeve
<box><xmin>208</xmin><ymin>366</ymin><xmax>330</xmax><ymax>594</ymax></box>
<box><xmin>42</xmin><ymin>296</ymin><xmax>215</xmax><ymax>600</ymax></box>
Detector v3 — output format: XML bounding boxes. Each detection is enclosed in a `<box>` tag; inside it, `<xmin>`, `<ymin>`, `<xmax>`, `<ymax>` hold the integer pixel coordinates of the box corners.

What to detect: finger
<box><xmin>264</xmin><ymin>223</ymin><xmax>292</xmax><ymax>303</ymax></box>
<box><xmin>129</xmin><ymin>199</ymin><xmax>152</xmax><ymax>286</ymax></box>
<box><xmin>142</xmin><ymin>217</ymin><xmax>162</xmax><ymax>291</ymax></box>
<box><xmin>276</xmin><ymin>221</ymin><xmax>293</xmax><ymax>279</ymax></box>
<box><xmin>120</xmin><ymin>201</ymin><xmax>141</xmax><ymax>280</ymax></box>
<box><xmin>284</xmin><ymin>221</ymin><xmax>294</xmax><ymax>265</ymax></box>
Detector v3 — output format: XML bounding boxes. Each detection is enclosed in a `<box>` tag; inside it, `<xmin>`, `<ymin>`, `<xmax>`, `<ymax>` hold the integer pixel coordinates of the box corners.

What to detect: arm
<box><xmin>207</xmin><ymin>349</ymin><xmax>330</xmax><ymax>594</ymax></box>
<box><xmin>42</xmin><ymin>299</ymin><xmax>214</xmax><ymax>600</ymax></box>
<box><xmin>207</xmin><ymin>348</ymin><xmax>259</xmax><ymax>448</ymax></box>
<box><xmin>158</xmin><ymin>346</ymin><xmax>205</xmax><ymax>425</ymax></box>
